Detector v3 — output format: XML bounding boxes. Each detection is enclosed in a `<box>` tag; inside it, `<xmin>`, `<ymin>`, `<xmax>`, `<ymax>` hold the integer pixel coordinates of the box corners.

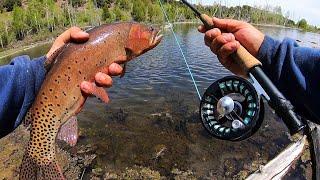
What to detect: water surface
<box><xmin>1</xmin><ymin>24</ymin><xmax>318</xmax><ymax>179</ymax></box>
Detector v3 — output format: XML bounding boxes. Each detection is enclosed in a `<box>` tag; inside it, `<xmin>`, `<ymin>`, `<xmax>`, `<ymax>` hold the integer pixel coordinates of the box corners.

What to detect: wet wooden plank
<box><xmin>246</xmin><ymin>135</ymin><xmax>307</xmax><ymax>180</ymax></box>
<box><xmin>308</xmin><ymin>121</ymin><xmax>320</xmax><ymax>180</ymax></box>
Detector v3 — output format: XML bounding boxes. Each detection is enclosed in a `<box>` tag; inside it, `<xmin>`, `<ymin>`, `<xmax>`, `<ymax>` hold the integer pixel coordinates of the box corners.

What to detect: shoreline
<box><xmin>0</xmin><ymin>22</ymin><xmax>317</xmax><ymax>60</ymax></box>
<box><xmin>0</xmin><ymin>40</ymin><xmax>53</xmax><ymax>60</ymax></box>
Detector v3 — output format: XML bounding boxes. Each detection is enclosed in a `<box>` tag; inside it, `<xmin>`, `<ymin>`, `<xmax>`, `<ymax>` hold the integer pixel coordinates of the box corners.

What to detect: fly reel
<box><xmin>200</xmin><ymin>76</ymin><xmax>264</xmax><ymax>141</ymax></box>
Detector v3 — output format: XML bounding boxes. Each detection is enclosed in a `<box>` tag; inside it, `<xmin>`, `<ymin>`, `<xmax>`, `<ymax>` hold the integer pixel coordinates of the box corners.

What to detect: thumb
<box><xmin>212</xmin><ymin>17</ymin><xmax>246</xmax><ymax>33</ymax></box>
<box><xmin>60</xmin><ymin>27</ymin><xmax>89</xmax><ymax>44</ymax></box>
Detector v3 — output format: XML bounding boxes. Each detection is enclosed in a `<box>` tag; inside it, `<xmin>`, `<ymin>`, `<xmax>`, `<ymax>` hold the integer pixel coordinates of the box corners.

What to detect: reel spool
<box><xmin>200</xmin><ymin>76</ymin><xmax>264</xmax><ymax>141</ymax></box>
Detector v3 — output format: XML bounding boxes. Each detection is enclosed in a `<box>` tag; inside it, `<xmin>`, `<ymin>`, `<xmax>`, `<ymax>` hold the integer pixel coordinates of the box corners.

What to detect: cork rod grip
<box><xmin>200</xmin><ymin>14</ymin><xmax>261</xmax><ymax>73</ymax></box>
<box><xmin>232</xmin><ymin>46</ymin><xmax>262</xmax><ymax>72</ymax></box>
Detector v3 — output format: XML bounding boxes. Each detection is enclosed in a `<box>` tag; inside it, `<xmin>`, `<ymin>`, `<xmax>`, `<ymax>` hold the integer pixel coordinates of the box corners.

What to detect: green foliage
<box><xmin>113</xmin><ymin>6</ymin><xmax>130</xmax><ymax>21</ymax></box>
<box><xmin>97</xmin><ymin>0</ymin><xmax>113</xmax><ymax>8</ymax></box>
<box><xmin>0</xmin><ymin>23</ymin><xmax>10</xmax><ymax>48</ymax></box>
<box><xmin>1</xmin><ymin>0</ymin><xmax>319</xmax><ymax>50</ymax></box>
<box><xmin>298</xmin><ymin>19</ymin><xmax>308</xmax><ymax>30</ymax></box>
<box><xmin>26</xmin><ymin>0</ymin><xmax>44</xmax><ymax>33</ymax></box>
<box><xmin>132</xmin><ymin>0</ymin><xmax>147</xmax><ymax>22</ymax></box>
<box><xmin>68</xmin><ymin>0</ymin><xmax>84</xmax><ymax>8</ymax></box>
<box><xmin>163</xmin><ymin>3</ymin><xmax>175</xmax><ymax>21</ymax></box>
<box><xmin>12</xmin><ymin>5</ymin><xmax>27</xmax><ymax>40</ymax></box>
<box><xmin>2</xmin><ymin>0</ymin><xmax>22</xmax><ymax>12</ymax></box>
<box><xmin>116</xmin><ymin>0</ymin><xmax>131</xmax><ymax>11</ymax></box>
<box><xmin>102</xmin><ymin>5</ymin><xmax>114</xmax><ymax>22</ymax></box>
<box><xmin>148</xmin><ymin>4</ymin><xmax>163</xmax><ymax>23</ymax></box>
<box><xmin>82</xmin><ymin>0</ymin><xmax>100</xmax><ymax>26</ymax></box>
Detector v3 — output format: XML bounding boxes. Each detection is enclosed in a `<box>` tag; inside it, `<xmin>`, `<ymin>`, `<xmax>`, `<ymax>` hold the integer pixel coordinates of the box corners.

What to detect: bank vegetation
<box><xmin>0</xmin><ymin>0</ymin><xmax>319</xmax><ymax>51</ymax></box>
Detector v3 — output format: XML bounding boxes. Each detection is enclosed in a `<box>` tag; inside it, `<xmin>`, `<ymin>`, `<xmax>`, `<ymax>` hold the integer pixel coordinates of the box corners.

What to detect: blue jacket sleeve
<box><xmin>0</xmin><ymin>56</ymin><xmax>46</xmax><ymax>138</ymax></box>
<box><xmin>257</xmin><ymin>36</ymin><xmax>320</xmax><ymax>123</ymax></box>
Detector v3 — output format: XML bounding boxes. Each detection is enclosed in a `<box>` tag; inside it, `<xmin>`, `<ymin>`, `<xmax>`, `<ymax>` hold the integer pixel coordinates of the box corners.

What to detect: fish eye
<box><xmin>149</xmin><ymin>27</ymin><xmax>154</xmax><ymax>32</ymax></box>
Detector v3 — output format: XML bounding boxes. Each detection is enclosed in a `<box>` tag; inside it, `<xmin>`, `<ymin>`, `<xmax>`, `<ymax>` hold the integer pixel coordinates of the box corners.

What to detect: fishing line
<box><xmin>157</xmin><ymin>0</ymin><xmax>202</xmax><ymax>100</ymax></box>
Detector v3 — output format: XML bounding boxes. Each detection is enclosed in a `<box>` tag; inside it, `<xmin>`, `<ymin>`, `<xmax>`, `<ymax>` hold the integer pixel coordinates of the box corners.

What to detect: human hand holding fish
<box><xmin>20</xmin><ymin>22</ymin><xmax>163</xmax><ymax>179</ymax></box>
<box><xmin>46</xmin><ymin>26</ymin><xmax>124</xmax><ymax>101</ymax></box>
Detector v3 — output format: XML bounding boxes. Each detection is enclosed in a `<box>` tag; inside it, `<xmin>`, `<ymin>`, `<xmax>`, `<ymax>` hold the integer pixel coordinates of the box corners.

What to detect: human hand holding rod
<box><xmin>180</xmin><ymin>0</ymin><xmax>305</xmax><ymax>135</ymax></box>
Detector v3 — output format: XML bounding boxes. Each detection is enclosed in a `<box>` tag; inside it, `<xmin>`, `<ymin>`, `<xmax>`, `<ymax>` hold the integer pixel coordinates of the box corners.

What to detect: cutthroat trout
<box><xmin>19</xmin><ymin>22</ymin><xmax>163</xmax><ymax>179</ymax></box>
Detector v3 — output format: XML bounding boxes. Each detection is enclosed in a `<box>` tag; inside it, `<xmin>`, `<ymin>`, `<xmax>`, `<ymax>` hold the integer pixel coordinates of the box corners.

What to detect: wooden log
<box><xmin>246</xmin><ymin>135</ymin><xmax>307</xmax><ymax>180</ymax></box>
<box><xmin>308</xmin><ymin>121</ymin><xmax>320</xmax><ymax>180</ymax></box>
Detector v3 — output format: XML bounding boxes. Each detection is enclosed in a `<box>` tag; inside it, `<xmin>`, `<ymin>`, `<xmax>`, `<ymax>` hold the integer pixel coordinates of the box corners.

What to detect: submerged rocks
<box><xmin>171</xmin><ymin>168</ymin><xmax>196</xmax><ymax>180</ymax></box>
<box><xmin>121</xmin><ymin>166</ymin><xmax>161</xmax><ymax>179</ymax></box>
<box><xmin>104</xmin><ymin>172</ymin><xmax>118</xmax><ymax>180</ymax></box>
<box><xmin>92</xmin><ymin>167</ymin><xmax>104</xmax><ymax>176</ymax></box>
<box><xmin>153</xmin><ymin>144</ymin><xmax>167</xmax><ymax>160</ymax></box>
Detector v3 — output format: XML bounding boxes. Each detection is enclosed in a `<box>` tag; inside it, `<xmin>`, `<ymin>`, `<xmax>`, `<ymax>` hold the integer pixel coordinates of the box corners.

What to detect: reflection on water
<box><xmin>0</xmin><ymin>24</ymin><xmax>318</xmax><ymax>178</ymax></box>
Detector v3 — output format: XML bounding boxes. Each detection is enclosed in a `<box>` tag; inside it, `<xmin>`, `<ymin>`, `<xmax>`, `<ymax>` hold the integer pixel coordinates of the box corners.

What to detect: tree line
<box><xmin>0</xmin><ymin>0</ymin><xmax>318</xmax><ymax>49</ymax></box>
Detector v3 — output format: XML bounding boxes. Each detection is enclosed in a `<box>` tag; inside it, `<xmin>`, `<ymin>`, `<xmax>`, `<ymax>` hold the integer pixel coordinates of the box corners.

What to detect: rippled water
<box><xmin>1</xmin><ymin>24</ymin><xmax>319</xmax><ymax>178</ymax></box>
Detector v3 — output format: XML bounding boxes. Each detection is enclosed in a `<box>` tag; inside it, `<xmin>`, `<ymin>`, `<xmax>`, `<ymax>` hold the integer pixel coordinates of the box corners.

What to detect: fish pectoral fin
<box><xmin>20</xmin><ymin>152</ymin><xmax>65</xmax><ymax>180</ymax></box>
<box><xmin>120</xmin><ymin>63</ymin><xmax>127</xmax><ymax>78</ymax></box>
<box><xmin>87</xmin><ymin>83</ymin><xmax>110</xmax><ymax>103</ymax></box>
<box><xmin>57</xmin><ymin>116</ymin><xmax>78</xmax><ymax>147</ymax></box>
<box><xmin>125</xmin><ymin>47</ymin><xmax>134</xmax><ymax>59</ymax></box>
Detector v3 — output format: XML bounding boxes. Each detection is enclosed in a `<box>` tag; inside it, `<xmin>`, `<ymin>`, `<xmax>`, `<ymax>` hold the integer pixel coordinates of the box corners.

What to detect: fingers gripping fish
<box><xmin>19</xmin><ymin>22</ymin><xmax>163</xmax><ymax>179</ymax></box>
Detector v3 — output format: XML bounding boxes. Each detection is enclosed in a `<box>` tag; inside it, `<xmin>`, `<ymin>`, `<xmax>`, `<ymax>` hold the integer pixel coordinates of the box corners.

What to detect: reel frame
<box><xmin>200</xmin><ymin>76</ymin><xmax>264</xmax><ymax>141</ymax></box>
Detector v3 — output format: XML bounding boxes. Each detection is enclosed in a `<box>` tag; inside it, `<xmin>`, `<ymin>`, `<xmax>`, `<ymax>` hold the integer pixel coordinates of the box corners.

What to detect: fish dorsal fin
<box><xmin>57</xmin><ymin>116</ymin><xmax>78</xmax><ymax>147</ymax></box>
<box><xmin>23</xmin><ymin>111</ymin><xmax>33</xmax><ymax>128</ymax></box>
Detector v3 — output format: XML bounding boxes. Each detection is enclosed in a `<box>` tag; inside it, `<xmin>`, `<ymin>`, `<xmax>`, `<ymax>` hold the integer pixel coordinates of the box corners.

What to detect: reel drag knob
<box><xmin>199</xmin><ymin>76</ymin><xmax>264</xmax><ymax>141</ymax></box>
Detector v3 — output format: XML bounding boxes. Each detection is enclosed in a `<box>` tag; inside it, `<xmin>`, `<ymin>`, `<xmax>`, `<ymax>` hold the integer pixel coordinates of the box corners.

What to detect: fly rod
<box><xmin>181</xmin><ymin>0</ymin><xmax>305</xmax><ymax>135</ymax></box>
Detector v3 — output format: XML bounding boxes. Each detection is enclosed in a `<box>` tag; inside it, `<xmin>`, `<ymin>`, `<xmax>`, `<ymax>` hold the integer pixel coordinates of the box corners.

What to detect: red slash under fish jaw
<box><xmin>126</xmin><ymin>23</ymin><xmax>163</xmax><ymax>58</ymax></box>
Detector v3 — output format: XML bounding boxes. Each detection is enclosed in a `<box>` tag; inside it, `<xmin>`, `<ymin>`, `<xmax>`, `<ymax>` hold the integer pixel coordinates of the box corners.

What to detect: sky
<box><xmin>197</xmin><ymin>0</ymin><xmax>320</xmax><ymax>26</ymax></box>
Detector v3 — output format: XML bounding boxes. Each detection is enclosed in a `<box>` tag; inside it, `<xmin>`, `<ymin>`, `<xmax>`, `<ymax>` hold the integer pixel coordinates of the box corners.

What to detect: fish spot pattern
<box><xmin>19</xmin><ymin>23</ymin><xmax>151</xmax><ymax>179</ymax></box>
<box><xmin>28</xmin><ymin>105</ymin><xmax>58</xmax><ymax>166</ymax></box>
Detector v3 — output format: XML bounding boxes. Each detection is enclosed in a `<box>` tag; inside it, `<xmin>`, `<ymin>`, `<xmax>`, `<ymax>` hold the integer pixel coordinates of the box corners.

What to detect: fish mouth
<box><xmin>151</xmin><ymin>29</ymin><xmax>163</xmax><ymax>47</ymax></box>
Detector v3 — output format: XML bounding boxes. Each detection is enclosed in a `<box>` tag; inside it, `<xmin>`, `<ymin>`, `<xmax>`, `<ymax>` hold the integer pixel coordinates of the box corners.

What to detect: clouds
<box><xmin>201</xmin><ymin>0</ymin><xmax>320</xmax><ymax>26</ymax></box>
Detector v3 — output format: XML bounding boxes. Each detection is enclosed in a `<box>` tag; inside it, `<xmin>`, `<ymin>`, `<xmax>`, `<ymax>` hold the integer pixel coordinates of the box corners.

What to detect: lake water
<box><xmin>1</xmin><ymin>24</ymin><xmax>319</xmax><ymax>179</ymax></box>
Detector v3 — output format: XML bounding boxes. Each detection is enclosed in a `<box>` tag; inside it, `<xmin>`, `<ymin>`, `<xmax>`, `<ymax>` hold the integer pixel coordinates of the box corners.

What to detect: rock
<box><xmin>165</xmin><ymin>113</ymin><xmax>172</xmax><ymax>119</ymax></box>
<box><xmin>171</xmin><ymin>168</ymin><xmax>183</xmax><ymax>175</ymax></box>
<box><xmin>234</xmin><ymin>170</ymin><xmax>248</xmax><ymax>179</ymax></box>
<box><xmin>90</xmin><ymin>176</ymin><xmax>101</xmax><ymax>180</ymax></box>
<box><xmin>92</xmin><ymin>167</ymin><xmax>104</xmax><ymax>177</ymax></box>
<box><xmin>120</xmin><ymin>166</ymin><xmax>161</xmax><ymax>179</ymax></box>
<box><xmin>151</xmin><ymin>113</ymin><xmax>162</xmax><ymax>117</ymax></box>
<box><xmin>104</xmin><ymin>172</ymin><xmax>118</xmax><ymax>180</ymax></box>
<box><xmin>171</xmin><ymin>168</ymin><xmax>195</xmax><ymax>180</ymax></box>
<box><xmin>301</xmin><ymin>149</ymin><xmax>311</xmax><ymax>163</ymax></box>
<box><xmin>77</xmin><ymin>144</ymin><xmax>97</xmax><ymax>154</ymax></box>
<box><xmin>83</xmin><ymin>154</ymin><xmax>97</xmax><ymax>166</ymax></box>
<box><xmin>153</xmin><ymin>144</ymin><xmax>167</xmax><ymax>160</ymax></box>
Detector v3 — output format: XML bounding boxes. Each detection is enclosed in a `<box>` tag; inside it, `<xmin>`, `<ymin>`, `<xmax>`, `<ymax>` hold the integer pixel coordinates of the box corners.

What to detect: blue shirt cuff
<box><xmin>14</xmin><ymin>56</ymin><xmax>47</xmax><ymax>128</ymax></box>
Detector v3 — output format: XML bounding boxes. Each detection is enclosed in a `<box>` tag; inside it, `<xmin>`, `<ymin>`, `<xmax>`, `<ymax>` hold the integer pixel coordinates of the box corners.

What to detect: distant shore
<box><xmin>0</xmin><ymin>22</ymin><xmax>315</xmax><ymax>62</ymax></box>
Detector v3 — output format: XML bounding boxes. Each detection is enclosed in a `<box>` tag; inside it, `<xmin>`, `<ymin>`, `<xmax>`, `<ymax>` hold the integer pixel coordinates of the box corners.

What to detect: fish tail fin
<box><xmin>40</xmin><ymin>160</ymin><xmax>65</xmax><ymax>180</ymax></box>
<box><xmin>20</xmin><ymin>153</ymin><xmax>65</xmax><ymax>180</ymax></box>
<box><xmin>19</xmin><ymin>153</ymin><xmax>37</xmax><ymax>180</ymax></box>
